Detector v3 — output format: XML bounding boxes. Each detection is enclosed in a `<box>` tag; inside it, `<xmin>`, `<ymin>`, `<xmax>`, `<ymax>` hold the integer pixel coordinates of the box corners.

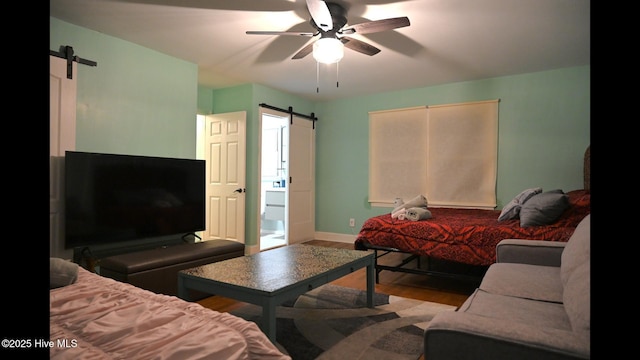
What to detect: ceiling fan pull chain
<box><xmin>336</xmin><ymin>62</ymin><xmax>339</xmax><ymax>88</ymax></box>
<box><xmin>316</xmin><ymin>61</ymin><xmax>320</xmax><ymax>93</ymax></box>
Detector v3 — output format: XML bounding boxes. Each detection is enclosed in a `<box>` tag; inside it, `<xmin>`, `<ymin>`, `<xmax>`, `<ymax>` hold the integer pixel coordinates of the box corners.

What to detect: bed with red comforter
<box><xmin>355</xmin><ymin>146</ymin><xmax>591</xmax><ymax>282</ymax></box>
<box><xmin>355</xmin><ymin>189</ymin><xmax>590</xmax><ymax>266</ymax></box>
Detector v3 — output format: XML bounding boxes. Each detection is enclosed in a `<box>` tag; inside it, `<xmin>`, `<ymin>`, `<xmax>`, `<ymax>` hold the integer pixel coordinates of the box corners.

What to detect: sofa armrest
<box><xmin>424</xmin><ymin>311</ymin><xmax>589</xmax><ymax>360</ymax></box>
<box><xmin>496</xmin><ymin>239</ymin><xmax>566</xmax><ymax>266</ymax></box>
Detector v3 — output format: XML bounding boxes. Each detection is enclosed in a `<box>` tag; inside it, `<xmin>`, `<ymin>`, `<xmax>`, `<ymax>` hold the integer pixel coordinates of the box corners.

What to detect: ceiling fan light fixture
<box><xmin>313</xmin><ymin>38</ymin><xmax>344</xmax><ymax>64</ymax></box>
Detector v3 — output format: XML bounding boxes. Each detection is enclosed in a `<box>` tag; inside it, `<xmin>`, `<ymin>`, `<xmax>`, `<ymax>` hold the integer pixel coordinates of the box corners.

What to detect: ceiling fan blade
<box><xmin>341</xmin><ymin>36</ymin><xmax>381</xmax><ymax>56</ymax></box>
<box><xmin>341</xmin><ymin>16</ymin><xmax>410</xmax><ymax>35</ymax></box>
<box><xmin>246</xmin><ymin>31</ymin><xmax>315</xmax><ymax>36</ymax></box>
<box><xmin>291</xmin><ymin>41</ymin><xmax>315</xmax><ymax>59</ymax></box>
<box><xmin>306</xmin><ymin>0</ymin><xmax>333</xmax><ymax>32</ymax></box>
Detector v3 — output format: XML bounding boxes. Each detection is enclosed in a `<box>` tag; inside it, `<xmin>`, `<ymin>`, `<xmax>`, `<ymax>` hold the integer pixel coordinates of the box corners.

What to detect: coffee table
<box><xmin>178</xmin><ymin>244</ymin><xmax>375</xmax><ymax>342</ymax></box>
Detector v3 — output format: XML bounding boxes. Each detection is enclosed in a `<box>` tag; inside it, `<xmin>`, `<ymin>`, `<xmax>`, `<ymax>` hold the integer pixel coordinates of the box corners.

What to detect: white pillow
<box><xmin>497</xmin><ymin>187</ymin><xmax>543</xmax><ymax>221</ymax></box>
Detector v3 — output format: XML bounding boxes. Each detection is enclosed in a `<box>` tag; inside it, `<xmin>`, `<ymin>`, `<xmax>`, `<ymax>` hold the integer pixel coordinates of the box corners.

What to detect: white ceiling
<box><xmin>50</xmin><ymin>0</ymin><xmax>590</xmax><ymax>102</ymax></box>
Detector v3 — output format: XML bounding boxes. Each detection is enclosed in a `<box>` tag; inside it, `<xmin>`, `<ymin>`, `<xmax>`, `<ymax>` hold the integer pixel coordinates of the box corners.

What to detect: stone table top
<box><xmin>179</xmin><ymin>244</ymin><xmax>372</xmax><ymax>293</ymax></box>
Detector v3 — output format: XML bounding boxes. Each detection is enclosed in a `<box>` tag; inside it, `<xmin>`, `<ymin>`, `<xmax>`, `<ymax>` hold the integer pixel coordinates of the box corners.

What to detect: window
<box><xmin>369</xmin><ymin>100</ymin><xmax>499</xmax><ymax>209</ymax></box>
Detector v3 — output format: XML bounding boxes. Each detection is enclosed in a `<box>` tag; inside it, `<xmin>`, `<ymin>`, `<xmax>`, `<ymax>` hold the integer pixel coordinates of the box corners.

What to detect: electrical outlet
<box><xmin>349</xmin><ymin>218</ymin><xmax>355</xmax><ymax>227</ymax></box>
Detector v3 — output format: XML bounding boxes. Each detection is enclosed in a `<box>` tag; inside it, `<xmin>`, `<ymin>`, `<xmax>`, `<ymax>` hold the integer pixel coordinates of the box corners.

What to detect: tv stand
<box><xmin>98</xmin><ymin>240</ymin><xmax>245</xmax><ymax>299</ymax></box>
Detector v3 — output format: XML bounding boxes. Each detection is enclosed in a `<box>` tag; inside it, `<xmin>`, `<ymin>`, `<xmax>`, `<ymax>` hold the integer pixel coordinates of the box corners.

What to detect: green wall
<box><xmin>312</xmin><ymin>67</ymin><xmax>590</xmax><ymax>234</ymax></box>
<box><xmin>50</xmin><ymin>17</ymin><xmax>198</xmax><ymax>159</ymax></box>
<box><xmin>204</xmin><ymin>68</ymin><xmax>589</xmax><ymax>241</ymax></box>
<box><xmin>51</xmin><ymin>17</ymin><xmax>590</xmax><ymax>246</ymax></box>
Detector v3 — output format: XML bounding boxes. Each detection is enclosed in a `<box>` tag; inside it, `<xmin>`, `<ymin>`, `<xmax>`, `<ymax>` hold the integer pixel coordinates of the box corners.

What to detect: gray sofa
<box><xmin>424</xmin><ymin>214</ymin><xmax>590</xmax><ymax>360</ymax></box>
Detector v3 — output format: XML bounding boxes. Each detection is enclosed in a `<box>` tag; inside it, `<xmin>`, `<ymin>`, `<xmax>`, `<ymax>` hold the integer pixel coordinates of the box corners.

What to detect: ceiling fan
<box><xmin>246</xmin><ymin>0</ymin><xmax>410</xmax><ymax>63</ymax></box>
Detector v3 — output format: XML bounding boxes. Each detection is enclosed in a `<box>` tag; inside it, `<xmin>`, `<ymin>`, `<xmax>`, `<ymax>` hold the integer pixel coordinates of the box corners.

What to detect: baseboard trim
<box><xmin>313</xmin><ymin>232</ymin><xmax>356</xmax><ymax>244</ymax></box>
<box><xmin>245</xmin><ymin>244</ymin><xmax>261</xmax><ymax>255</ymax></box>
<box><xmin>252</xmin><ymin>232</ymin><xmax>356</xmax><ymax>251</ymax></box>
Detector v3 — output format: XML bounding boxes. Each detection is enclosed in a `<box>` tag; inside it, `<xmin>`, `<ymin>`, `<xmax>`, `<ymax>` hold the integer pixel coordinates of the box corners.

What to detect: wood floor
<box><xmin>196</xmin><ymin>240</ymin><xmax>480</xmax><ymax>312</ymax></box>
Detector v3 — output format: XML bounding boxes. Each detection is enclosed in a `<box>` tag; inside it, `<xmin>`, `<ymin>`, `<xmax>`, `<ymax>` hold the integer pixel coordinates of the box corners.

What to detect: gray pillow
<box><xmin>50</xmin><ymin>257</ymin><xmax>79</xmax><ymax>289</ymax></box>
<box><xmin>519</xmin><ymin>190</ymin><xmax>569</xmax><ymax>227</ymax></box>
<box><xmin>498</xmin><ymin>187</ymin><xmax>542</xmax><ymax>221</ymax></box>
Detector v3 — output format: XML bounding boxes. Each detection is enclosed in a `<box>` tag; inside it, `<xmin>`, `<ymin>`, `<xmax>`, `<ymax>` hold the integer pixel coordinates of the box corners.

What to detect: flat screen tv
<box><xmin>64</xmin><ymin>151</ymin><xmax>206</xmax><ymax>250</ymax></box>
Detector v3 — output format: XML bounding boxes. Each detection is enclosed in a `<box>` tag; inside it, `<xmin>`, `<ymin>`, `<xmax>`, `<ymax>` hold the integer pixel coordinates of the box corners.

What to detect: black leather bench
<box><xmin>99</xmin><ymin>240</ymin><xmax>245</xmax><ymax>298</ymax></box>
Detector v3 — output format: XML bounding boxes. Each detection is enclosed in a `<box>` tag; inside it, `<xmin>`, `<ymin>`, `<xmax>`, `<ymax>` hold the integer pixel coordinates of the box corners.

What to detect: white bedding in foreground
<box><xmin>50</xmin><ymin>266</ymin><xmax>290</xmax><ymax>360</ymax></box>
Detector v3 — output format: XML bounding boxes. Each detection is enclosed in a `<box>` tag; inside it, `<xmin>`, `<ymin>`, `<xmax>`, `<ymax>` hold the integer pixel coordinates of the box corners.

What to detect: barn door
<box><xmin>50</xmin><ymin>55</ymin><xmax>77</xmax><ymax>259</ymax></box>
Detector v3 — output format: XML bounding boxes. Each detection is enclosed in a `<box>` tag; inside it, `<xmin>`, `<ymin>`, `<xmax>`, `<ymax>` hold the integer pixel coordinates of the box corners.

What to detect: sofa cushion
<box><xmin>561</xmin><ymin>214</ymin><xmax>591</xmax><ymax>286</ymax></box>
<box><xmin>563</xmin><ymin>260</ymin><xmax>590</xmax><ymax>332</ymax></box>
<box><xmin>480</xmin><ymin>263</ymin><xmax>563</xmax><ymax>303</ymax></box>
<box><xmin>459</xmin><ymin>289</ymin><xmax>571</xmax><ymax>331</ymax></box>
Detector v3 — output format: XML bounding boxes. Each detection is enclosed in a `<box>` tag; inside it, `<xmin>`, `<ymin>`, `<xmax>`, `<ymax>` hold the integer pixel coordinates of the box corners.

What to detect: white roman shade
<box><xmin>369</xmin><ymin>99</ymin><xmax>499</xmax><ymax>209</ymax></box>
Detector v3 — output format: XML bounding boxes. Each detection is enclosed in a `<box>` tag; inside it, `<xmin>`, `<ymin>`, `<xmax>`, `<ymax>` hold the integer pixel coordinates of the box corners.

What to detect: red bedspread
<box><xmin>355</xmin><ymin>190</ymin><xmax>590</xmax><ymax>266</ymax></box>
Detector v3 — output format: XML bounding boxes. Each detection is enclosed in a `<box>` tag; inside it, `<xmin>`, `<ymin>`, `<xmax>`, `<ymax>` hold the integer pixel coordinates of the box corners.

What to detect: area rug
<box><xmin>230</xmin><ymin>284</ymin><xmax>456</xmax><ymax>360</ymax></box>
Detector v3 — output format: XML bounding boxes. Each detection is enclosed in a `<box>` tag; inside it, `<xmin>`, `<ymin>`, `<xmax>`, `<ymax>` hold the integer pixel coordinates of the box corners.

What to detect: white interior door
<box><xmin>203</xmin><ymin>112</ymin><xmax>246</xmax><ymax>245</ymax></box>
<box><xmin>50</xmin><ymin>55</ymin><xmax>77</xmax><ymax>260</ymax></box>
<box><xmin>288</xmin><ymin>115</ymin><xmax>315</xmax><ymax>244</ymax></box>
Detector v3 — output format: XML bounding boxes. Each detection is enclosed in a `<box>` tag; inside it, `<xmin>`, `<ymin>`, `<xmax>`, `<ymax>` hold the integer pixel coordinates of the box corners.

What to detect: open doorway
<box><xmin>260</xmin><ymin>111</ymin><xmax>289</xmax><ymax>250</ymax></box>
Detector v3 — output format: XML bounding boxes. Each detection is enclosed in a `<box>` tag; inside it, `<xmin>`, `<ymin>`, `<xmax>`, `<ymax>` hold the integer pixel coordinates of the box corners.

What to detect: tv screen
<box><xmin>64</xmin><ymin>151</ymin><xmax>205</xmax><ymax>249</ymax></box>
